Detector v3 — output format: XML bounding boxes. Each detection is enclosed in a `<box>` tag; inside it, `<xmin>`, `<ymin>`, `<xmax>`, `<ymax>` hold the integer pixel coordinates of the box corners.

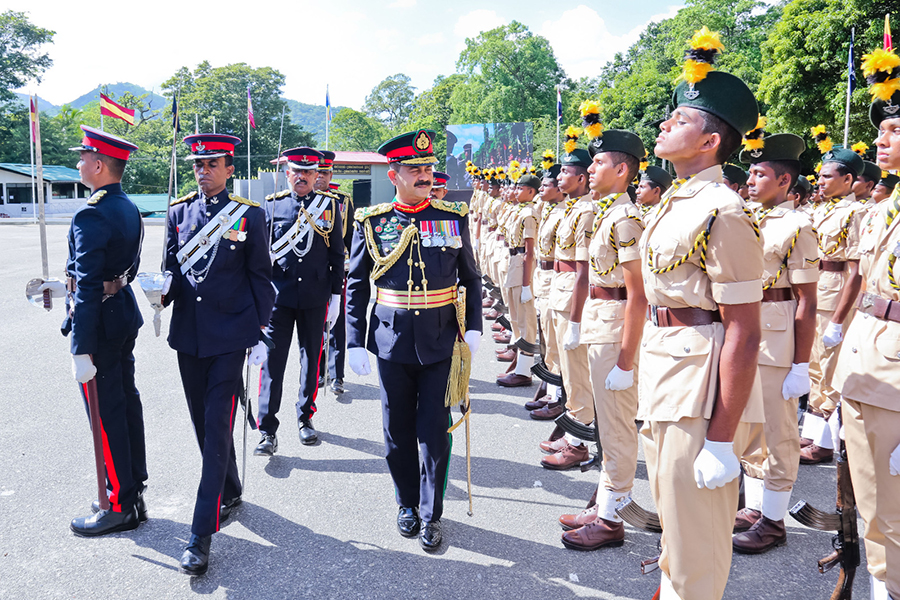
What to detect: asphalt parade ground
<box><xmin>0</xmin><ymin>222</ymin><xmax>871</xmax><ymax>599</ymax></box>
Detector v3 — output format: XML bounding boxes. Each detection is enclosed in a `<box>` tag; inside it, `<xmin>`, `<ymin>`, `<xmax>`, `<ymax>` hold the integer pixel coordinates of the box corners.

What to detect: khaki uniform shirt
<box><xmin>534</xmin><ymin>201</ymin><xmax>564</xmax><ymax>300</ymax></box>
<box><xmin>834</xmin><ymin>188</ymin><xmax>900</xmax><ymax>410</ymax></box>
<box><xmin>757</xmin><ymin>200</ymin><xmax>819</xmax><ymax>368</ymax></box>
<box><xmin>582</xmin><ymin>193</ymin><xmax>644</xmax><ymax>345</ymax></box>
<box><xmin>548</xmin><ymin>195</ymin><xmax>594</xmax><ymax>312</ymax></box>
<box><xmin>504</xmin><ymin>201</ymin><xmax>537</xmax><ymax>288</ymax></box>
<box><xmin>638</xmin><ymin>165</ymin><xmax>765</xmax><ymax>422</ymax></box>
<box><xmin>813</xmin><ymin>193</ymin><xmax>862</xmax><ymax>312</ymax></box>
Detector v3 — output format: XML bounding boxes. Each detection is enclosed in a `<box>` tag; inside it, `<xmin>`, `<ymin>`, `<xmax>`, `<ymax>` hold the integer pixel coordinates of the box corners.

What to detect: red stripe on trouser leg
<box><xmin>83</xmin><ymin>382</ymin><xmax>123</xmax><ymax>513</ymax></box>
<box><xmin>309</xmin><ymin>314</ymin><xmax>328</xmax><ymax>410</ymax></box>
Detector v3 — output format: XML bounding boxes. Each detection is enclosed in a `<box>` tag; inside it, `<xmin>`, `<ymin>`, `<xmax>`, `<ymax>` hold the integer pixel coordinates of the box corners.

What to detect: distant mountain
<box><xmin>285</xmin><ymin>99</ymin><xmax>348</xmax><ymax>145</ymax></box>
<box><xmin>69</xmin><ymin>83</ymin><xmax>167</xmax><ymax>111</ymax></box>
<box><xmin>12</xmin><ymin>93</ymin><xmax>60</xmax><ymax>116</ymax></box>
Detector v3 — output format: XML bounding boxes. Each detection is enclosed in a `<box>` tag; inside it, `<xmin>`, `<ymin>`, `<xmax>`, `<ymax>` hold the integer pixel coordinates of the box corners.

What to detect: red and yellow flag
<box><xmin>99</xmin><ymin>93</ymin><xmax>135</xmax><ymax>126</ymax></box>
<box><xmin>886</xmin><ymin>14</ymin><xmax>893</xmax><ymax>52</ymax></box>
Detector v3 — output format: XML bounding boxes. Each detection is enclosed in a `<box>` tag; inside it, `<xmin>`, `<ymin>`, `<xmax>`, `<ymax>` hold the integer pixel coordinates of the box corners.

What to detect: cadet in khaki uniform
<box><xmin>731</xmin><ymin>133</ymin><xmax>819</xmax><ymax>554</ymax></box>
<box><xmin>853</xmin><ymin>158</ymin><xmax>882</xmax><ymax>209</ymax></box>
<box><xmin>541</xmin><ymin>149</ymin><xmax>596</xmax><ymax>469</ymax></box>
<box><xmin>528</xmin><ymin>165</ymin><xmax>567</xmax><ymax>416</ymax></box>
<box><xmin>872</xmin><ymin>172</ymin><xmax>899</xmax><ymax>204</ymax></box>
<box><xmin>636</xmin><ymin>165</ymin><xmax>673</xmax><ymax>223</ymax></box>
<box><xmin>555</xmin><ymin>129</ymin><xmax>648</xmax><ymax>550</ymax></box>
<box><xmin>638</xmin><ymin>30</ymin><xmax>764</xmax><ymax>599</ymax></box>
<box><xmin>833</xmin><ymin>56</ymin><xmax>900</xmax><ymax>599</ymax></box>
<box><xmin>800</xmin><ymin>147</ymin><xmax>865</xmax><ymax>464</ymax></box>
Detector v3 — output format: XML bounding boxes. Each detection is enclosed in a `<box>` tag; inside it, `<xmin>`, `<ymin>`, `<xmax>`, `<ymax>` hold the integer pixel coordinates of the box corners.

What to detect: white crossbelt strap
<box><xmin>270</xmin><ymin>194</ymin><xmax>331</xmax><ymax>259</ymax></box>
<box><xmin>176</xmin><ymin>200</ymin><xmax>250</xmax><ymax>274</ymax></box>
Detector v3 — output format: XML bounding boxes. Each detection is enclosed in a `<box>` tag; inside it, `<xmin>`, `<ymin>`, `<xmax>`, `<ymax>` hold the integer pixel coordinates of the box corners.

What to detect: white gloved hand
<box><xmin>162</xmin><ymin>272</ymin><xmax>173</xmax><ymax>295</ymax></box>
<box><xmin>520</xmin><ymin>285</ymin><xmax>533</xmax><ymax>304</ymax></box>
<box><xmin>823</xmin><ymin>321</ymin><xmax>843</xmax><ymax>348</ymax></box>
<box><xmin>248</xmin><ymin>341</ymin><xmax>267</xmax><ymax>366</ymax></box>
<box><xmin>890</xmin><ymin>443</ymin><xmax>900</xmax><ymax>476</ymax></box>
<box><xmin>464</xmin><ymin>330</ymin><xmax>481</xmax><ymax>355</ymax></box>
<box><xmin>474</xmin><ymin>239</ymin><xmax>480</xmax><ymax>253</ymax></box>
<box><xmin>348</xmin><ymin>347</ymin><xmax>372</xmax><ymax>376</ymax></box>
<box><xmin>693</xmin><ymin>439</ymin><xmax>740</xmax><ymax>489</ymax></box>
<box><xmin>782</xmin><ymin>362</ymin><xmax>810</xmax><ymax>400</ymax></box>
<box><xmin>563</xmin><ymin>322</ymin><xmax>581</xmax><ymax>351</ymax></box>
<box><xmin>71</xmin><ymin>354</ymin><xmax>97</xmax><ymax>383</ymax></box>
<box><xmin>38</xmin><ymin>279</ymin><xmax>67</xmax><ymax>298</ymax></box>
<box><xmin>605</xmin><ymin>365</ymin><xmax>635</xmax><ymax>391</ymax></box>
<box><xmin>326</xmin><ymin>294</ymin><xmax>341</xmax><ymax>329</ymax></box>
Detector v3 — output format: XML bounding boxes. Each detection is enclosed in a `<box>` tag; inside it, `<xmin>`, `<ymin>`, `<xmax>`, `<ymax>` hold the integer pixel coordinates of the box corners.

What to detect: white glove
<box><xmin>782</xmin><ymin>362</ymin><xmax>810</xmax><ymax>400</ymax></box>
<box><xmin>162</xmin><ymin>272</ymin><xmax>173</xmax><ymax>295</ymax></box>
<box><xmin>71</xmin><ymin>354</ymin><xmax>97</xmax><ymax>383</ymax></box>
<box><xmin>248</xmin><ymin>341</ymin><xmax>267</xmax><ymax>366</ymax></box>
<box><xmin>693</xmin><ymin>439</ymin><xmax>740</xmax><ymax>489</ymax></box>
<box><xmin>474</xmin><ymin>239</ymin><xmax>480</xmax><ymax>252</ymax></box>
<box><xmin>326</xmin><ymin>294</ymin><xmax>341</xmax><ymax>329</ymax></box>
<box><xmin>891</xmin><ymin>443</ymin><xmax>900</xmax><ymax>476</ymax></box>
<box><xmin>563</xmin><ymin>322</ymin><xmax>581</xmax><ymax>351</ymax></box>
<box><xmin>37</xmin><ymin>279</ymin><xmax>66</xmax><ymax>298</ymax></box>
<box><xmin>605</xmin><ymin>365</ymin><xmax>634</xmax><ymax>391</ymax></box>
<box><xmin>823</xmin><ymin>321</ymin><xmax>843</xmax><ymax>348</ymax></box>
<box><xmin>520</xmin><ymin>285</ymin><xmax>533</xmax><ymax>304</ymax></box>
<box><xmin>464</xmin><ymin>330</ymin><xmax>481</xmax><ymax>355</ymax></box>
<box><xmin>348</xmin><ymin>347</ymin><xmax>372</xmax><ymax>376</ymax></box>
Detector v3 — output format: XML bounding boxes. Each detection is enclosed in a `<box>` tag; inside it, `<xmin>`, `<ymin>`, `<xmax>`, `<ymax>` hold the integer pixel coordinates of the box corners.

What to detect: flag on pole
<box><xmin>171</xmin><ymin>96</ymin><xmax>180</xmax><ymax>132</ymax></box>
<box><xmin>848</xmin><ymin>30</ymin><xmax>856</xmax><ymax>93</ymax></box>
<box><xmin>247</xmin><ymin>87</ymin><xmax>256</xmax><ymax>129</ymax></box>
<box><xmin>99</xmin><ymin>93</ymin><xmax>136</xmax><ymax>125</ymax></box>
<box><xmin>886</xmin><ymin>14</ymin><xmax>893</xmax><ymax>51</ymax></box>
<box><xmin>326</xmin><ymin>85</ymin><xmax>332</xmax><ymax>123</ymax></box>
<box><xmin>556</xmin><ymin>86</ymin><xmax>562</xmax><ymax>124</ymax></box>
<box><xmin>29</xmin><ymin>96</ymin><xmax>37</xmax><ymax>141</ymax></box>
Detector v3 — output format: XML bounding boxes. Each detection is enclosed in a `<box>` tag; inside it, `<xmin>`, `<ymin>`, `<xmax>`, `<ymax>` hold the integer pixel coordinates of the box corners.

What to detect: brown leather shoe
<box><xmin>484</xmin><ymin>309</ymin><xmax>500</xmax><ymax>320</ymax></box>
<box><xmin>524</xmin><ymin>395</ymin><xmax>550</xmax><ymax>411</ymax></box>
<box><xmin>497</xmin><ymin>373</ymin><xmax>532</xmax><ymax>387</ymax></box>
<box><xmin>496</xmin><ymin>348</ymin><xmax>517</xmax><ymax>362</ymax></box>
<box><xmin>733</xmin><ymin>516</ymin><xmax>787</xmax><ymax>554</ymax></box>
<box><xmin>540</xmin><ymin>435</ymin><xmax>569</xmax><ymax>454</ymax></box>
<box><xmin>799</xmin><ymin>444</ymin><xmax>833</xmax><ymax>464</ymax></box>
<box><xmin>491</xmin><ymin>322</ymin><xmax>505</xmax><ymax>332</ymax></box>
<box><xmin>733</xmin><ymin>508</ymin><xmax>761</xmax><ymax>533</ymax></box>
<box><xmin>561</xmin><ymin>517</ymin><xmax>625</xmax><ymax>550</ymax></box>
<box><xmin>541</xmin><ymin>443</ymin><xmax>590</xmax><ymax>470</ymax></box>
<box><xmin>530</xmin><ymin>402</ymin><xmax>564</xmax><ymax>420</ymax></box>
<box><xmin>799</xmin><ymin>437</ymin><xmax>813</xmax><ymax>449</ymax></box>
<box><xmin>493</xmin><ymin>333</ymin><xmax>512</xmax><ymax>344</ymax></box>
<box><xmin>559</xmin><ymin>504</ymin><xmax>598</xmax><ymax>531</ymax></box>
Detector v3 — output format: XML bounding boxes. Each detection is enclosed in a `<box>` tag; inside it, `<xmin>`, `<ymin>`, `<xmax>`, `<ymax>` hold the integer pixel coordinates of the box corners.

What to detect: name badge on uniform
<box><xmin>421</xmin><ymin>220</ymin><xmax>461</xmax><ymax>248</ymax></box>
<box><xmin>223</xmin><ymin>217</ymin><xmax>248</xmax><ymax>242</ymax></box>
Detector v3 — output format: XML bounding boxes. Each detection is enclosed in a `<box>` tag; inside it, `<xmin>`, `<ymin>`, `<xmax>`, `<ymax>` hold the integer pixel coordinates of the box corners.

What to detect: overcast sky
<box><xmin>11</xmin><ymin>0</ymin><xmax>683</xmax><ymax>110</ymax></box>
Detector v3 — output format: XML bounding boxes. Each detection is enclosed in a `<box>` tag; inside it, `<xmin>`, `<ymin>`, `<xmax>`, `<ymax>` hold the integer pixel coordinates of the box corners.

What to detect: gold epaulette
<box><xmin>318</xmin><ymin>190</ymin><xmax>339</xmax><ymax>200</ymax></box>
<box><xmin>265</xmin><ymin>190</ymin><xmax>291</xmax><ymax>201</ymax></box>
<box><xmin>430</xmin><ymin>198</ymin><xmax>468</xmax><ymax>217</ymax></box>
<box><xmin>355</xmin><ymin>202</ymin><xmax>393</xmax><ymax>222</ymax></box>
<box><xmin>170</xmin><ymin>190</ymin><xmax>197</xmax><ymax>206</ymax></box>
<box><xmin>229</xmin><ymin>194</ymin><xmax>260</xmax><ymax>207</ymax></box>
<box><xmin>87</xmin><ymin>190</ymin><xmax>107</xmax><ymax>205</ymax></box>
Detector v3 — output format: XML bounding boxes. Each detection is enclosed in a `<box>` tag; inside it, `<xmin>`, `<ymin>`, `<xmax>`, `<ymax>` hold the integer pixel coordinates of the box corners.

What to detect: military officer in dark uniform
<box><xmin>346</xmin><ymin>130</ymin><xmax>482</xmax><ymax>551</ymax></box>
<box><xmin>39</xmin><ymin>126</ymin><xmax>147</xmax><ymax>537</ymax></box>
<box><xmin>163</xmin><ymin>133</ymin><xmax>275</xmax><ymax>575</ymax></box>
<box><xmin>255</xmin><ymin>148</ymin><xmax>344</xmax><ymax>454</ymax></box>
<box><xmin>315</xmin><ymin>150</ymin><xmax>354</xmax><ymax>394</ymax></box>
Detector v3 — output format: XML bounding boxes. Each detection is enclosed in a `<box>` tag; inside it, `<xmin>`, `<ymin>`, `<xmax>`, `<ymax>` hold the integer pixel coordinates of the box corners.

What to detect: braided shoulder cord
<box><xmin>647</xmin><ymin>209</ymin><xmax>719</xmax><ymax>274</ymax></box>
<box><xmin>555</xmin><ymin>198</ymin><xmax>581</xmax><ymax>250</ymax></box>
<box><xmin>889</xmin><ymin>254</ymin><xmax>899</xmax><ymax>291</ymax></box>
<box><xmin>763</xmin><ymin>227</ymin><xmax>801</xmax><ymax>290</ymax></box>
<box><xmin>743</xmin><ymin>207</ymin><xmax>761</xmax><ymax>239</ymax></box>
<box><xmin>817</xmin><ymin>211</ymin><xmax>856</xmax><ymax>256</ymax></box>
<box><xmin>590</xmin><ymin>212</ymin><xmax>641</xmax><ymax>278</ymax></box>
<box><xmin>363</xmin><ymin>219</ymin><xmax>418</xmax><ymax>281</ymax></box>
<box><xmin>300</xmin><ymin>196</ymin><xmax>336</xmax><ymax>247</ymax></box>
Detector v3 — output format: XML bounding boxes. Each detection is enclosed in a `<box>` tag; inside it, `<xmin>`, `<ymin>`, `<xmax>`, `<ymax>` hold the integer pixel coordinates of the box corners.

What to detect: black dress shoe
<box><xmin>317</xmin><ymin>376</ymin><xmax>325</xmax><ymax>388</ymax></box>
<box><xmin>298</xmin><ymin>418</ymin><xmax>318</xmax><ymax>445</ymax></box>
<box><xmin>330</xmin><ymin>379</ymin><xmax>345</xmax><ymax>394</ymax></box>
<box><xmin>219</xmin><ymin>496</ymin><xmax>242</xmax><ymax>523</ymax></box>
<box><xmin>71</xmin><ymin>505</ymin><xmax>139</xmax><ymax>537</ymax></box>
<box><xmin>397</xmin><ymin>507</ymin><xmax>421</xmax><ymax>538</ymax></box>
<box><xmin>419</xmin><ymin>520</ymin><xmax>442</xmax><ymax>551</ymax></box>
<box><xmin>180</xmin><ymin>534</ymin><xmax>211</xmax><ymax>576</ymax></box>
<box><xmin>92</xmin><ymin>493</ymin><xmax>148</xmax><ymax>522</ymax></box>
<box><xmin>254</xmin><ymin>433</ymin><xmax>278</xmax><ymax>456</ymax></box>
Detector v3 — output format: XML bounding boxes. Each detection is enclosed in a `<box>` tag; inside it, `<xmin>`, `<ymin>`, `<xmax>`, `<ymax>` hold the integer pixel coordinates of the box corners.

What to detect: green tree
<box><xmin>0</xmin><ymin>10</ymin><xmax>54</xmax><ymax>102</ymax></box>
<box><xmin>364</xmin><ymin>73</ymin><xmax>416</xmax><ymax>131</ymax></box>
<box><xmin>330</xmin><ymin>108</ymin><xmax>389</xmax><ymax>152</ymax></box>
<box><xmin>407</xmin><ymin>74</ymin><xmax>466</xmax><ymax>164</ymax></box>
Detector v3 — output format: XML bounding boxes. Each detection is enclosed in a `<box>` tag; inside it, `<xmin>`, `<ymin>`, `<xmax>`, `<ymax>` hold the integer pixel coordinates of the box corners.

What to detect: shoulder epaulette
<box><xmin>87</xmin><ymin>190</ymin><xmax>107</xmax><ymax>205</ymax></box>
<box><xmin>229</xmin><ymin>194</ymin><xmax>260</xmax><ymax>207</ymax></box>
<box><xmin>354</xmin><ymin>202</ymin><xmax>393</xmax><ymax>222</ymax></box>
<box><xmin>265</xmin><ymin>189</ymin><xmax>291</xmax><ymax>201</ymax></box>
<box><xmin>170</xmin><ymin>190</ymin><xmax>197</xmax><ymax>206</ymax></box>
<box><xmin>430</xmin><ymin>198</ymin><xmax>468</xmax><ymax>217</ymax></box>
<box><xmin>318</xmin><ymin>190</ymin><xmax>339</xmax><ymax>200</ymax></box>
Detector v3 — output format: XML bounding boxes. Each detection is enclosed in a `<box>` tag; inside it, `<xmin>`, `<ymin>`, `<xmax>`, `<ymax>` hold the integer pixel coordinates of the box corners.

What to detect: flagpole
<box><xmin>555</xmin><ymin>84</ymin><xmax>561</xmax><ymax>158</ymax></box>
<box><xmin>29</xmin><ymin>95</ymin><xmax>37</xmax><ymax>225</ymax></box>
<box><xmin>247</xmin><ymin>108</ymin><xmax>252</xmax><ymax>195</ymax></box>
<box><xmin>212</xmin><ymin>115</ymin><xmax>216</xmax><ymax>134</ymax></box>
<box><xmin>843</xmin><ymin>27</ymin><xmax>855</xmax><ymax>148</ymax></box>
<box><xmin>161</xmin><ymin>93</ymin><xmax>179</xmax><ymax>271</ymax></box>
<box><xmin>325</xmin><ymin>84</ymin><xmax>330</xmax><ymax>151</ymax></box>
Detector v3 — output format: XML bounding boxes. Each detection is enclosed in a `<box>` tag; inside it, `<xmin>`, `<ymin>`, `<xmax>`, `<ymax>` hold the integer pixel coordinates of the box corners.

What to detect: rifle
<box><xmin>83</xmin><ymin>377</ymin><xmax>109</xmax><ymax>511</ymax></box>
<box><xmin>789</xmin><ymin>404</ymin><xmax>859</xmax><ymax>600</ymax></box>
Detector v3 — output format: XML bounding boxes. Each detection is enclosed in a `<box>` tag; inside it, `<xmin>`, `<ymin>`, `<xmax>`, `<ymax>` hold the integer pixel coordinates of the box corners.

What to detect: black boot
<box><xmin>180</xmin><ymin>534</ymin><xmax>211</xmax><ymax>576</ymax></box>
<box><xmin>71</xmin><ymin>505</ymin><xmax>139</xmax><ymax>537</ymax></box>
<box><xmin>419</xmin><ymin>520</ymin><xmax>442</xmax><ymax>551</ymax></box>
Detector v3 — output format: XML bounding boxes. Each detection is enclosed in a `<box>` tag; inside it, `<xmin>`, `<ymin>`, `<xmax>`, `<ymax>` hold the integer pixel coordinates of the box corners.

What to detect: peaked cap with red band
<box><xmin>183</xmin><ymin>133</ymin><xmax>241</xmax><ymax>160</ymax></box>
<box><xmin>69</xmin><ymin>125</ymin><xmax>138</xmax><ymax>161</ymax></box>
<box><xmin>432</xmin><ymin>171</ymin><xmax>449</xmax><ymax>188</ymax></box>
<box><xmin>318</xmin><ymin>150</ymin><xmax>335</xmax><ymax>172</ymax></box>
<box><xmin>282</xmin><ymin>146</ymin><xmax>323</xmax><ymax>170</ymax></box>
<box><xmin>328</xmin><ymin>182</ymin><xmax>340</xmax><ymax>190</ymax></box>
<box><xmin>377</xmin><ymin>129</ymin><xmax>438</xmax><ymax>165</ymax></box>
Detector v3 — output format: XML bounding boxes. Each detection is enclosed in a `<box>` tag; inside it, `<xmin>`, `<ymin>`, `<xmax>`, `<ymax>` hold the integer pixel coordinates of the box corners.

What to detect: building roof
<box><xmin>0</xmin><ymin>163</ymin><xmax>81</xmax><ymax>182</ymax></box>
<box><xmin>128</xmin><ymin>194</ymin><xmax>170</xmax><ymax>216</ymax></box>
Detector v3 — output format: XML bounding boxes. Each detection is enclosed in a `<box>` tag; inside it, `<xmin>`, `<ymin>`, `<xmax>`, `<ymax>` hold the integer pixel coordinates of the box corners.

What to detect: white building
<box><xmin>0</xmin><ymin>163</ymin><xmax>90</xmax><ymax>218</ymax></box>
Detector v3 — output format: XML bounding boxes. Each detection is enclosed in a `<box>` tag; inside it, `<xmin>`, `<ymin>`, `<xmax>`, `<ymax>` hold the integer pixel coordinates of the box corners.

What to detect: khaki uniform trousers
<box><xmin>809</xmin><ymin>272</ymin><xmax>847</xmax><ymax>418</ymax></box>
<box><xmin>588</xmin><ymin>341</ymin><xmax>638</xmax><ymax>493</ymax></box>
<box><xmin>539</xmin><ymin>298</ymin><xmax>560</xmax><ymax>375</ymax></box>
<box><xmin>505</xmin><ymin>286</ymin><xmax>537</xmax><ymax>345</ymax></box>
<box><xmin>552</xmin><ymin>309</ymin><xmax>595</xmax><ymax>425</ymax></box>
<box><xmin>642</xmin><ymin>417</ymin><xmax>751</xmax><ymax>600</ymax></box>
<box><xmin>844</xmin><ymin>398</ymin><xmax>900</xmax><ymax>597</ymax></box>
<box><xmin>740</xmin><ymin>364</ymin><xmax>800</xmax><ymax>492</ymax></box>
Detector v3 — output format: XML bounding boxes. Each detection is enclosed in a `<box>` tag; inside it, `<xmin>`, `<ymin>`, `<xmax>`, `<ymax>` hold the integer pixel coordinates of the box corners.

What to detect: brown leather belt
<box><xmin>650</xmin><ymin>305</ymin><xmax>721</xmax><ymax>327</ymax></box>
<box><xmin>509</xmin><ymin>247</ymin><xmax>525</xmax><ymax>256</ymax></box>
<box><xmin>590</xmin><ymin>285</ymin><xmax>627</xmax><ymax>301</ymax></box>
<box><xmin>487</xmin><ymin>226</ymin><xmax>497</xmax><ymax>232</ymax></box>
<box><xmin>554</xmin><ymin>259</ymin><xmax>577</xmax><ymax>273</ymax></box>
<box><xmin>820</xmin><ymin>260</ymin><xmax>846</xmax><ymax>272</ymax></box>
<box><xmin>539</xmin><ymin>259</ymin><xmax>554</xmax><ymax>270</ymax></box>
<box><xmin>856</xmin><ymin>292</ymin><xmax>900</xmax><ymax>323</ymax></box>
<box><xmin>762</xmin><ymin>288</ymin><xmax>793</xmax><ymax>302</ymax></box>
<box><xmin>67</xmin><ymin>276</ymin><xmax>127</xmax><ymax>296</ymax></box>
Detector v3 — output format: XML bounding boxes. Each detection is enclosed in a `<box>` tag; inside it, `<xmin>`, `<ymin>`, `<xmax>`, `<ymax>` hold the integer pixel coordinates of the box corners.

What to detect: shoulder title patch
<box><xmin>87</xmin><ymin>190</ymin><xmax>107</xmax><ymax>205</ymax></box>
<box><xmin>354</xmin><ymin>202</ymin><xmax>394</xmax><ymax>222</ymax></box>
<box><xmin>170</xmin><ymin>190</ymin><xmax>197</xmax><ymax>206</ymax></box>
<box><xmin>430</xmin><ymin>198</ymin><xmax>468</xmax><ymax>217</ymax></box>
<box><xmin>229</xmin><ymin>194</ymin><xmax>261</xmax><ymax>207</ymax></box>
